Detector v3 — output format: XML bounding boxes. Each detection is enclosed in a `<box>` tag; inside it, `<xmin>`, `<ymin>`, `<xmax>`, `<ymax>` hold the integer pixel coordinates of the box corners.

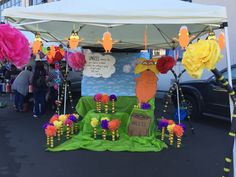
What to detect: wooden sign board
<box><xmin>128</xmin><ymin>114</ymin><xmax>151</xmax><ymax>136</ymax></box>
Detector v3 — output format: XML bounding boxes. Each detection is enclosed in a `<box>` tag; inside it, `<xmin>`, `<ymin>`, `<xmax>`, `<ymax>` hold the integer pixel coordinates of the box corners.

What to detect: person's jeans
<box><xmin>33</xmin><ymin>90</ymin><xmax>46</xmax><ymax>116</ymax></box>
<box><xmin>14</xmin><ymin>90</ymin><xmax>24</xmax><ymax>111</ymax></box>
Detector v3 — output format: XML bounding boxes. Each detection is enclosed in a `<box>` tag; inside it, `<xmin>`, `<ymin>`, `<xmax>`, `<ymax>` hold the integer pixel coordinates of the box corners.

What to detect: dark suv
<box><xmin>176</xmin><ymin>65</ymin><xmax>236</xmax><ymax>121</ymax></box>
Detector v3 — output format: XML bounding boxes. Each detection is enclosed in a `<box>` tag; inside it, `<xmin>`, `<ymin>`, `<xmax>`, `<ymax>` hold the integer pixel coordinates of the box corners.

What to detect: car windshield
<box><xmin>222</xmin><ymin>68</ymin><xmax>236</xmax><ymax>80</ymax></box>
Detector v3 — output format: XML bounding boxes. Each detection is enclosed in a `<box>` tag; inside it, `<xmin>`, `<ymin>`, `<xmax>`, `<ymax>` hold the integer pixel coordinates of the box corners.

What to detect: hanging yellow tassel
<box><xmin>177</xmin><ymin>136</ymin><xmax>182</xmax><ymax>148</ymax></box>
<box><xmin>102</xmin><ymin>129</ymin><xmax>107</xmax><ymax>140</ymax></box>
<box><xmin>71</xmin><ymin>124</ymin><xmax>74</xmax><ymax>135</ymax></box>
<box><xmin>57</xmin><ymin>129</ymin><xmax>61</xmax><ymax>141</ymax></box>
<box><xmin>46</xmin><ymin>136</ymin><xmax>50</xmax><ymax>146</ymax></box>
<box><xmin>105</xmin><ymin>104</ymin><xmax>108</xmax><ymax>114</ymax></box>
<box><xmin>66</xmin><ymin>124</ymin><xmax>70</xmax><ymax>139</ymax></box>
<box><xmin>94</xmin><ymin>127</ymin><xmax>97</xmax><ymax>139</ymax></box>
<box><xmin>112</xmin><ymin>99</ymin><xmax>115</xmax><ymax>113</ymax></box>
<box><xmin>169</xmin><ymin>131</ymin><xmax>174</xmax><ymax>145</ymax></box>
<box><xmin>50</xmin><ymin>136</ymin><xmax>54</xmax><ymax>148</ymax></box>
<box><xmin>161</xmin><ymin>127</ymin><xmax>165</xmax><ymax>141</ymax></box>
<box><xmin>60</xmin><ymin>126</ymin><xmax>63</xmax><ymax>136</ymax></box>
<box><xmin>116</xmin><ymin>129</ymin><xmax>119</xmax><ymax>139</ymax></box>
<box><xmin>98</xmin><ymin>101</ymin><xmax>101</xmax><ymax>113</ymax></box>
<box><xmin>112</xmin><ymin>130</ymin><xmax>115</xmax><ymax>141</ymax></box>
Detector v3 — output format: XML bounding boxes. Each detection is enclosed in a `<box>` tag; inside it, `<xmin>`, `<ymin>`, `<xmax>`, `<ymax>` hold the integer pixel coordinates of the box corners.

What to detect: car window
<box><xmin>222</xmin><ymin>68</ymin><xmax>236</xmax><ymax>80</ymax></box>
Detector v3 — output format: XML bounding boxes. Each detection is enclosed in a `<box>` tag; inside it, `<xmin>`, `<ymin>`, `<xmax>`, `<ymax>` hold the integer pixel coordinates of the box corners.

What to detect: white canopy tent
<box><xmin>2</xmin><ymin>0</ymin><xmax>234</xmax><ymax>176</ymax></box>
<box><xmin>2</xmin><ymin>0</ymin><xmax>228</xmax><ymax>49</ymax></box>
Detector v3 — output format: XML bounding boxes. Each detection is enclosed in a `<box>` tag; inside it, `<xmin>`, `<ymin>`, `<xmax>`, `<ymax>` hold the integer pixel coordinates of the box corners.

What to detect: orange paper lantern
<box><xmin>218</xmin><ymin>32</ymin><xmax>225</xmax><ymax>51</ymax></box>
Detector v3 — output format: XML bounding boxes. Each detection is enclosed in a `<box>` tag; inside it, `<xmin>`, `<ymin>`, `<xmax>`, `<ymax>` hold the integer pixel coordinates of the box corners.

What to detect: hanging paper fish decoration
<box><xmin>173</xmin><ymin>26</ymin><xmax>195</xmax><ymax>49</ymax></box>
<box><xmin>68</xmin><ymin>30</ymin><xmax>83</xmax><ymax>50</ymax></box>
<box><xmin>218</xmin><ymin>31</ymin><xmax>225</xmax><ymax>51</ymax></box>
<box><xmin>98</xmin><ymin>31</ymin><xmax>118</xmax><ymax>53</ymax></box>
<box><xmin>32</xmin><ymin>32</ymin><xmax>43</xmax><ymax>55</ymax></box>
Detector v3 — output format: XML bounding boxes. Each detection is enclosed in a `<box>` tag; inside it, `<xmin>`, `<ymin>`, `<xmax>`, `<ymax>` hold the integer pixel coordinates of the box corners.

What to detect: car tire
<box><xmin>183</xmin><ymin>94</ymin><xmax>199</xmax><ymax>120</ymax></box>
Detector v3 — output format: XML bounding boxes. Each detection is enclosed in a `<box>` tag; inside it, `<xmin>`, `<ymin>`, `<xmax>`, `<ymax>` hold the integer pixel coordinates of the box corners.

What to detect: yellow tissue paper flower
<box><xmin>182</xmin><ymin>39</ymin><xmax>223</xmax><ymax>79</ymax></box>
<box><xmin>90</xmin><ymin>118</ymin><xmax>99</xmax><ymax>128</ymax></box>
<box><xmin>167</xmin><ymin>124</ymin><xmax>176</xmax><ymax>132</ymax></box>
<box><xmin>59</xmin><ymin>114</ymin><xmax>67</xmax><ymax>122</ymax></box>
<box><xmin>53</xmin><ymin>120</ymin><xmax>62</xmax><ymax>129</ymax></box>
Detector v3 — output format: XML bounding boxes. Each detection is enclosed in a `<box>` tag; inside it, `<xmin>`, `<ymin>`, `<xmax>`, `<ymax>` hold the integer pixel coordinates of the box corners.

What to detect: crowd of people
<box><xmin>0</xmin><ymin>61</ymin><xmax>63</xmax><ymax>117</ymax></box>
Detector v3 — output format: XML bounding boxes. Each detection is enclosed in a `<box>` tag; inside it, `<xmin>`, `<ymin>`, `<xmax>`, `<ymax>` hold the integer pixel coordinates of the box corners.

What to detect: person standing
<box><xmin>48</xmin><ymin>64</ymin><xmax>63</xmax><ymax>111</ymax></box>
<box><xmin>12</xmin><ymin>66</ymin><xmax>32</xmax><ymax>112</ymax></box>
<box><xmin>32</xmin><ymin>61</ymin><xmax>48</xmax><ymax>117</ymax></box>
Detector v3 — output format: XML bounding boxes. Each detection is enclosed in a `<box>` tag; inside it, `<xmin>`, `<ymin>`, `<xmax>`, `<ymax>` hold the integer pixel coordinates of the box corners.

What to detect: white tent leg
<box><xmin>224</xmin><ymin>26</ymin><xmax>234</xmax><ymax>177</ymax></box>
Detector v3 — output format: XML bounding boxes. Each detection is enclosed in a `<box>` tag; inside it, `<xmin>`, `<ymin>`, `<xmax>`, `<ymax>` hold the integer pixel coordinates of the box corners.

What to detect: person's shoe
<box><xmin>33</xmin><ymin>114</ymin><xmax>38</xmax><ymax>118</ymax></box>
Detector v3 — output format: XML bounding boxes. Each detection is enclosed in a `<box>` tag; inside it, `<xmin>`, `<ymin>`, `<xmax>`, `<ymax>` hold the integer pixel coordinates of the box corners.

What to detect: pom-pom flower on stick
<box><xmin>45</xmin><ymin>125</ymin><xmax>57</xmax><ymax>148</ymax></box>
<box><xmin>108</xmin><ymin>119</ymin><xmax>121</xmax><ymax>141</ymax></box>
<box><xmin>167</xmin><ymin>123</ymin><xmax>176</xmax><ymax>146</ymax></box>
<box><xmin>90</xmin><ymin>118</ymin><xmax>99</xmax><ymax>139</ymax></box>
<box><xmin>100</xmin><ymin>117</ymin><xmax>109</xmax><ymax>140</ymax></box>
<box><xmin>159</xmin><ymin>118</ymin><xmax>169</xmax><ymax>141</ymax></box>
<box><xmin>141</xmin><ymin>103</ymin><xmax>151</xmax><ymax>110</ymax></box>
<box><xmin>64</xmin><ymin>118</ymin><xmax>73</xmax><ymax>140</ymax></box>
<box><xmin>173</xmin><ymin>125</ymin><xmax>184</xmax><ymax>148</ymax></box>
<box><xmin>49</xmin><ymin>114</ymin><xmax>59</xmax><ymax>124</ymax></box>
<box><xmin>182</xmin><ymin>39</ymin><xmax>223</xmax><ymax>79</ymax></box>
<box><xmin>69</xmin><ymin>114</ymin><xmax>78</xmax><ymax>135</ymax></box>
<box><xmin>109</xmin><ymin>94</ymin><xmax>117</xmax><ymax>113</ymax></box>
<box><xmin>53</xmin><ymin>120</ymin><xmax>63</xmax><ymax>141</ymax></box>
<box><xmin>156</xmin><ymin>56</ymin><xmax>176</xmax><ymax>74</ymax></box>
<box><xmin>101</xmin><ymin>94</ymin><xmax>109</xmax><ymax>114</ymax></box>
<box><xmin>0</xmin><ymin>24</ymin><xmax>30</xmax><ymax>68</ymax></box>
<box><xmin>94</xmin><ymin>94</ymin><xmax>102</xmax><ymax>113</ymax></box>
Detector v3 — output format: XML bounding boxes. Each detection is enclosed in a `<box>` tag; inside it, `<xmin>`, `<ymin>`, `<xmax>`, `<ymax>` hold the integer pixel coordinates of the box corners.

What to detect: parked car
<box><xmin>173</xmin><ymin>65</ymin><xmax>236</xmax><ymax>121</ymax></box>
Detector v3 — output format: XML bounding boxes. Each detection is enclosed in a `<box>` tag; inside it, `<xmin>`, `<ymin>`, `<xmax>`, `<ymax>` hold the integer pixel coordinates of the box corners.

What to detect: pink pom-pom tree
<box><xmin>0</xmin><ymin>24</ymin><xmax>30</xmax><ymax>68</ymax></box>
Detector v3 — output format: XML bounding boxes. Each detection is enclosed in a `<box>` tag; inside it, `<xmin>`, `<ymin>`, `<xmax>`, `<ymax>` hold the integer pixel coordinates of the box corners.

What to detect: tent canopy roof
<box><xmin>2</xmin><ymin>0</ymin><xmax>227</xmax><ymax>49</ymax></box>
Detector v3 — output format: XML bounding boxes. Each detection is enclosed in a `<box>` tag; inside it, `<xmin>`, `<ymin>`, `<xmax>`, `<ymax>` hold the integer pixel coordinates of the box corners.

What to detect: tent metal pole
<box><xmin>224</xmin><ymin>25</ymin><xmax>234</xmax><ymax>177</ymax></box>
<box><xmin>63</xmin><ymin>63</ymin><xmax>69</xmax><ymax>114</ymax></box>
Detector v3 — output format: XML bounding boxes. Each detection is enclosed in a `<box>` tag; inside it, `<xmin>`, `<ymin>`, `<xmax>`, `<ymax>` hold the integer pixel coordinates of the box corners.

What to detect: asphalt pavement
<box><xmin>0</xmin><ymin>94</ymin><xmax>233</xmax><ymax>177</ymax></box>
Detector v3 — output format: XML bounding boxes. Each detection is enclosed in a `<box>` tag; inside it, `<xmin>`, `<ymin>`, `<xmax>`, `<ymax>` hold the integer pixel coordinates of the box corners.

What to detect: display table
<box><xmin>48</xmin><ymin>97</ymin><xmax>167</xmax><ymax>152</ymax></box>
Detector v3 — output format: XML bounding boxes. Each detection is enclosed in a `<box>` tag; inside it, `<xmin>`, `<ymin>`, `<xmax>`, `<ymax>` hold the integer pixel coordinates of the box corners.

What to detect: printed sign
<box><xmin>83</xmin><ymin>51</ymin><xmax>116</xmax><ymax>78</ymax></box>
<box><xmin>128</xmin><ymin>114</ymin><xmax>151</xmax><ymax>136</ymax></box>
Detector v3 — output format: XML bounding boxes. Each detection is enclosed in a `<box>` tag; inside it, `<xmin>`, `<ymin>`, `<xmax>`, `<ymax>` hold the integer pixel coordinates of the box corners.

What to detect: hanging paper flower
<box><xmin>45</xmin><ymin>125</ymin><xmax>57</xmax><ymax>136</ymax></box>
<box><xmin>65</xmin><ymin>51</ymin><xmax>86</xmax><ymax>70</ymax></box>
<box><xmin>173</xmin><ymin>125</ymin><xmax>184</xmax><ymax>137</ymax></box>
<box><xmin>109</xmin><ymin>94</ymin><xmax>117</xmax><ymax>101</ymax></box>
<box><xmin>156</xmin><ymin>56</ymin><xmax>176</xmax><ymax>74</ymax></box>
<box><xmin>94</xmin><ymin>94</ymin><xmax>102</xmax><ymax>102</ymax></box>
<box><xmin>101</xmin><ymin>94</ymin><xmax>109</xmax><ymax>104</ymax></box>
<box><xmin>141</xmin><ymin>103</ymin><xmax>151</xmax><ymax>110</ymax></box>
<box><xmin>73</xmin><ymin>114</ymin><xmax>80</xmax><ymax>120</ymax></box>
<box><xmin>159</xmin><ymin>118</ymin><xmax>169</xmax><ymax>129</ymax></box>
<box><xmin>90</xmin><ymin>118</ymin><xmax>99</xmax><ymax>128</ymax></box>
<box><xmin>0</xmin><ymin>24</ymin><xmax>30</xmax><ymax>68</ymax></box>
<box><xmin>108</xmin><ymin>119</ymin><xmax>121</xmax><ymax>131</ymax></box>
<box><xmin>167</xmin><ymin>124</ymin><xmax>176</xmax><ymax>133</ymax></box>
<box><xmin>182</xmin><ymin>39</ymin><xmax>223</xmax><ymax>79</ymax></box>
<box><xmin>46</xmin><ymin>46</ymin><xmax>64</xmax><ymax>64</ymax></box>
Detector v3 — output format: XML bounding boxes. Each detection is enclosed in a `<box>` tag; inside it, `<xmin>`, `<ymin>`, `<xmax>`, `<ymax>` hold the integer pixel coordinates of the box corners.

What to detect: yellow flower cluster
<box><xmin>182</xmin><ymin>39</ymin><xmax>223</xmax><ymax>79</ymax></box>
<box><xmin>90</xmin><ymin>118</ymin><xmax>99</xmax><ymax>128</ymax></box>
